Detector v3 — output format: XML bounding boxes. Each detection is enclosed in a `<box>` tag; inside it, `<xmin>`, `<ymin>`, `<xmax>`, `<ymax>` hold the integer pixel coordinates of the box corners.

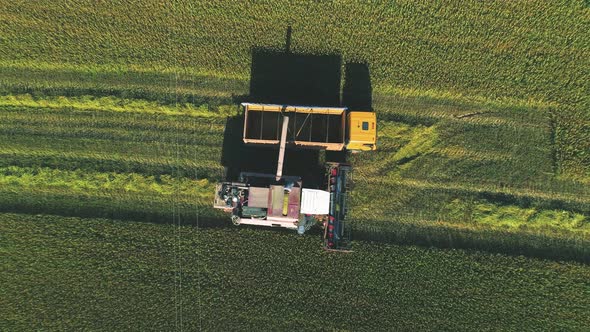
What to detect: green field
<box><xmin>1</xmin><ymin>94</ymin><xmax>587</xmax><ymax>261</ymax></box>
<box><xmin>2</xmin><ymin>213</ymin><xmax>590</xmax><ymax>330</ymax></box>
<box><xmin>1</xmin><ymin>0</ymin><xmax>589</xmax><ymax>329</ymax></box>
<box><xmin>1</xmin><ymin>0</ymin><xmax>588</xmax><ymax>175</ymax></box>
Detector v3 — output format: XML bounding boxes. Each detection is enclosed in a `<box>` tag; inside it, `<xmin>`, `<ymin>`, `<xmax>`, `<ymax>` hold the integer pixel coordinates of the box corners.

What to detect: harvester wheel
<box><xmin>231</xmin><ymin>215</ymin><xmax>240</xmax><ymax>226</ymax></box>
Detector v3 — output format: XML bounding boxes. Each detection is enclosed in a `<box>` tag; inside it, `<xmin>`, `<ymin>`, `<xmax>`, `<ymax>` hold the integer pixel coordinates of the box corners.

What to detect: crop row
<box><xmin>0</xmin><ymin>166</ymin><xmax>211</xmax><ymax>199</ymax></box>
<box><xmin>0</xmin><ymin>104</ymin><xmax>227</xmax><ymax>178</ymax></box>
<box><xmin>1</xmin><ymin>0</ymin><xmax>587</xmax><ymax>174</ymax></box>
<box><xmin>3</xmin><ymin>212</ymin><xmax>590</xmax><ymax>330</ymax></box>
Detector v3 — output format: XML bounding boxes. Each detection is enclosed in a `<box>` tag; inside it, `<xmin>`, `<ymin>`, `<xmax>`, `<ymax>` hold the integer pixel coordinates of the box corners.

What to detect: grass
<box><xmin>1</xmin><ymin>0</ymin><xmax>588</xmax><ymax>174</ymax></box>
<box><xmin>0</xmin><ymin>96</ymin><xmax>588</xmax><ymax>261</ymax></box>
<box><xmin>443</xmin><ymin>198</ymin><xmax>589</xmax><ymax>235</ymax></box>
<box><xmin>0</xmin><ymin>2</ymin><xmax>589</xmax><ymax>328</ymax></box>
<box><xmin>2</xmin><ymin>212</ymin><xmax>590</xmax><ymax>330</ymax></box>
<box><xmin>0</xmin><ymin>94</ymin><xmax>236</xmax><ymax>117</ymax></box>
<box><xmin>0</xmin><ymin>166</ymin><xmax>212</xmax><ymax>197</ymax></box>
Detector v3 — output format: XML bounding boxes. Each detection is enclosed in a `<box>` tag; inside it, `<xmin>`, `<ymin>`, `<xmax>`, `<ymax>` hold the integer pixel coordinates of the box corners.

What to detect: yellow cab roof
<box><xmin>348</xmin><ymin>111</ymin><xmax>377</xmax><ymax>143</ymax></box>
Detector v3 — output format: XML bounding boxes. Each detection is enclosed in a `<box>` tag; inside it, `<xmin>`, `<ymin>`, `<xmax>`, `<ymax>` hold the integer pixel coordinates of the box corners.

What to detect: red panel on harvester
<box><xmin>288</xmin><ymin>187</ymin><xmax>300</xmax><ymax>219</ymax></box>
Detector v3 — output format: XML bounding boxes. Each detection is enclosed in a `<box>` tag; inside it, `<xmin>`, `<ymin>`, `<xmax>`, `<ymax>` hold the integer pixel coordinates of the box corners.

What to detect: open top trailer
<box><xmin>242</xmin><ymin>103</ymin><xmax>376</xmax><ymax>152</ymax></box>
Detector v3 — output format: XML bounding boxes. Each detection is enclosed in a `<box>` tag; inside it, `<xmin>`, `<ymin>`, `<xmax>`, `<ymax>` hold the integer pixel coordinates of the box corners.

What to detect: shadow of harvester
<box><xmin>342</xmin><ymin>62</ymin><xmax>372</xmax><ymax>111</ymax></box>
<box><xmin>222</xmin><ymin>30</ymin><xmax>373</xmax><ymax>187</ymax></box>
<box><xmin>221</xmin><ymin>46</ymin><xmax>346</xmax><ymax>188</ymax></box>
<box><xmin>220</xmin><ymin>114</ymin><xmax>324</xmax><ymax>187</ymax></box>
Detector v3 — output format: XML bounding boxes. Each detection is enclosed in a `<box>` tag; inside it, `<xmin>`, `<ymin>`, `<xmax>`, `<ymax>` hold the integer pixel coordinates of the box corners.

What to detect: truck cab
<box><xmin>346</xmin><ymin>111</ymin><xmax>377</xmax><ymax>152</ymax></box>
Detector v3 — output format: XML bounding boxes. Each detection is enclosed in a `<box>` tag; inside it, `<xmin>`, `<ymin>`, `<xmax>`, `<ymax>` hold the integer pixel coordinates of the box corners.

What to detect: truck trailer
<box><xmin>242</xmin><ymin>103</ymin><xmax>376</xmax><ymax>152</ymax></box>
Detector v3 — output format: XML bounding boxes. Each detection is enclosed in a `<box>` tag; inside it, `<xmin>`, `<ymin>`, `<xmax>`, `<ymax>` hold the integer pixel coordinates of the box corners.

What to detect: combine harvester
<box><xmin>214</xmin><ymin>103</ymin><xmax>376</xmax><ymax>251</ymax></box>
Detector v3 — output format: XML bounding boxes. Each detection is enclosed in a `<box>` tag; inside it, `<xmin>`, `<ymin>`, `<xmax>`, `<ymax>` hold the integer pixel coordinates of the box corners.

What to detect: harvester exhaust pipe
<box><xmin>276</xmin><ymin>115</ymin><xmax>289</xmax><ymax>181</ymax></box>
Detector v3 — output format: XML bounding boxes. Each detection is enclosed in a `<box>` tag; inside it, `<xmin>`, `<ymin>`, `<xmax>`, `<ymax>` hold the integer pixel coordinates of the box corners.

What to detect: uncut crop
<box><xmin>2</xmin><ymin>213</ymin><xmax>590</xmax><ymax>330</ymax></box>
<box><xmin>0</xmin><ymin>0</ymin><xmax>588</xmax><ymax>176</ymax></box>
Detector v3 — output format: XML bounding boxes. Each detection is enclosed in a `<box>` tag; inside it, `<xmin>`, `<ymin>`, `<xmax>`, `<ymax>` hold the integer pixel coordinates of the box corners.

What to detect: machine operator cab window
<box><xmin>346</xmin><ymin>112</ymin><xmax>377</xmax><ymax>151</ymax></box>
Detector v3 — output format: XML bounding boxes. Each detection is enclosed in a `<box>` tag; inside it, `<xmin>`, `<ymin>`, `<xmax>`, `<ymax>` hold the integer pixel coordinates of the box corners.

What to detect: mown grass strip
<box><xmin>0</xmin><ymin>94</ymin><xmax>238</xmax><ymax>117</ymax></box>
<box><xmin>352</xmin><ymin>218</ymin><xmax>590</xmax><ymax>264</ymax></box>
<box><xmin>0</xmin><ymin>166</ymin><xmax>212</xmax><ymax>198</ymax></box>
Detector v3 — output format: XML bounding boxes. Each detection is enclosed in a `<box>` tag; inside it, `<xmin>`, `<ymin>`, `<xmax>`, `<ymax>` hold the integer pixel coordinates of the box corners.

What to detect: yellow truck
<box><xmin>241</xmin><ymin>103</ymin><xmax>376</xmax><ymax>152</ymax></box>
